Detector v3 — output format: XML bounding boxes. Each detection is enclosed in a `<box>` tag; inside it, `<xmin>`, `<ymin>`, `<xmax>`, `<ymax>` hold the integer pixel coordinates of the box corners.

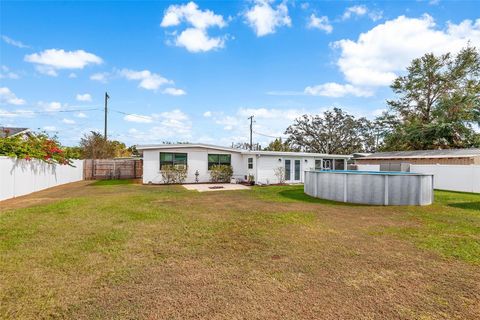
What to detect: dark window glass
<box><xmin>285</xmin><ymin>159</ymin><xmax>291</xmax><ymax>181</ymax></box>
<box><xmin>334</xmin><ymin>159</ymin><xmax>345</xmax><ymax>170</ymax></box>
<box><xmin>160</xmin><ymin>152</ymin><xmax>188</xmax><ymax>170</ymax></box>
<box><xmin>315</xmin><ymin>160</ymin><xmax>322</xmax><ymax>170</ymax></box>
<box><xmin>294</xmin><ymin>160</ymin><xmax>300</xmax><ymax>180</ymax></box>
<box><xmin>248</xmin><ymin>157</ymin><xmax>253</xmax><ymax>169</ymax></box>
<box><xmin>208</xmin><ymin>154</ymin><xmax>231</xmax><ymax>169</ymax></box>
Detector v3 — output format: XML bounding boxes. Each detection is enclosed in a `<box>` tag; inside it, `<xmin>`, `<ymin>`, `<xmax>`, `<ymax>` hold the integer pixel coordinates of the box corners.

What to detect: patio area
<box><xmin>182</xmin><ymin>183</ymin><xmax>251</xmax><ymax>192</ymax></box>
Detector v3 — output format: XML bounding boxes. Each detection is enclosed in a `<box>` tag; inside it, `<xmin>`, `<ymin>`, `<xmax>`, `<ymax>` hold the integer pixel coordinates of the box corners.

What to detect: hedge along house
<box><xmin>137</xmin><ymin>144</ymin><xmax>351</xmax><ymax>184</ymax></box>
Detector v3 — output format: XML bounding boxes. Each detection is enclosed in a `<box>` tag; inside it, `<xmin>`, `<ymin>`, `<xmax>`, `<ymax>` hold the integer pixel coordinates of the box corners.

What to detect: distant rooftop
<box><xmin>0</xmin><ymin>127</ymin><xmax>30</xmax><ymax>138</ymax></box>
<box><xmin>361</xmin><ymin>148</ymin><xmax>480</xmax><ymax>159</ymax></box>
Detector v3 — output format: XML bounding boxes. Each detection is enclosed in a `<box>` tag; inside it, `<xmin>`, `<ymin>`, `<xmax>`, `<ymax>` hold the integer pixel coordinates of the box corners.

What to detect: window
<box><xmin>248</xmin><ymin>157</ymin><xmax>253</xmax><ymax>169</ymax></box>
<box><xmin>160</xmin><ymin>152</ymin><xmax>187</xmax><ymax>170</ymax></box>
<box><xmin>284</xmin><ymin>159</ymin><xmax>291</xmax><ymax>181</ymax></box>
<box><xmin>208</xmin><ymin>154</ymin><xmax>231</xmax><ymax>170</ymax></box>
<box><xmin>315</xmin><ymin>160</ymin><xmax>322</xmax><ymax>170</ymax></box>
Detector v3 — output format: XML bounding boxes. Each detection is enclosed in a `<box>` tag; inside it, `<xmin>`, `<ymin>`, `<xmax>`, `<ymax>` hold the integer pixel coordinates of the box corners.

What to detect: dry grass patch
<box><xmin>0</xmin><ymin>182</ymin><xmax>479</xmax><ymax>319</ymax></box>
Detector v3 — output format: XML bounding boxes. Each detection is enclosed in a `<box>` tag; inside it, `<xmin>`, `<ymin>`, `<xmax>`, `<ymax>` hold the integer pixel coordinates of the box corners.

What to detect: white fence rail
<box><xmin>356</xmin><ymin>164</ymin><xmax>381</xmax><ymax>171</ymax></box>
<box><xmin>410</xmin><ymin>164</ymin><xmax>480</xmax><ymax>193</ymax></box>
<box><xmin>0</xmin><ymin>157</ymin><xmax>84</xmax><ymax>201</ymax></box>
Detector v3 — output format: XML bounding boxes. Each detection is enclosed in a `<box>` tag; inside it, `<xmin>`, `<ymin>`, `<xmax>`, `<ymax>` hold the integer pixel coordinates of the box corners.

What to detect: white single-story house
<box><xmin>137</xmin><ymin>143</ymin><xmax>351</xmax><ymax>184</ymax></box>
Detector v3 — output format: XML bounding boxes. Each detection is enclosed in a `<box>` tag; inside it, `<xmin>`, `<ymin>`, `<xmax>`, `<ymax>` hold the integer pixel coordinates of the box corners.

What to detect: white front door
<box><xmin>284</xmin><ymin>159</ymin><xmax>301</xmax><ymax>182</ymax></box>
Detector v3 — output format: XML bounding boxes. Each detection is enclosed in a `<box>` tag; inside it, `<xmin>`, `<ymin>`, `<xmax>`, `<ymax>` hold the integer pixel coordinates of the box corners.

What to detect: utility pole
<box><xmin>248</xmin><ymin>115</ymin><xmax>254</xmax><ymax>150</ymax></box>
<box><xmin>104</xmin><ymin>92</ymin><xmax>110</xmax><ymax>140</ymax></box>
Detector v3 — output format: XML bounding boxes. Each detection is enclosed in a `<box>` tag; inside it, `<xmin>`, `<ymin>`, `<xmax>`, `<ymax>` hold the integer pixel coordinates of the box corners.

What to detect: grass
<box><xmin>383</xmin><ymin>190</ymin><xmax>480</xmax><ymax>264</ymax></box>
<box><xmin>0</xmin><ymin>182</ymin><xmax>479</xmax><ymax>319</ymax></box>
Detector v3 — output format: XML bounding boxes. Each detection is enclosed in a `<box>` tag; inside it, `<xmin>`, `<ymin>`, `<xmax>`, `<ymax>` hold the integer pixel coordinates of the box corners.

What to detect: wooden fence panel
<box><xmin>83</xmin><ymin>159</ymin><xmax>142</xmax><ymax>180</ymax></box>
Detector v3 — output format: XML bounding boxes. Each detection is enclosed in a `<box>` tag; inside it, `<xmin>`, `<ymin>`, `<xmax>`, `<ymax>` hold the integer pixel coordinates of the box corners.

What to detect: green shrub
<box><xmin>160</xmin><ymin>165</ymin><xmax>188</xmax><ymax>184</ymax></box>
<box><xmin>0</xmin><ymin>131</ymin><xmax>73</xmax><ymax>165</ymax></box>
<box><xmin>209</xmin><ymin>165</ymin><xmax>233</xmax><ymax>183</ymax></box>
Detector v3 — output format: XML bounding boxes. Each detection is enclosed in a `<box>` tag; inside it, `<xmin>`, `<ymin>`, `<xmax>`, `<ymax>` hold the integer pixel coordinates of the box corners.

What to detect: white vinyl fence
<box><xmin>0</xmin><ymin>157</ymin><xmax>84</xmax><ymax>201</ymax></box>
<box><xmin>356</xmin><ymin>164</ymin><xmax>381</xmax><ymax>171</ymax></box>
<box><xmin>410</xmin><ymin>164</ymin><xmax>480</xmax><ymax>193</ymax></box>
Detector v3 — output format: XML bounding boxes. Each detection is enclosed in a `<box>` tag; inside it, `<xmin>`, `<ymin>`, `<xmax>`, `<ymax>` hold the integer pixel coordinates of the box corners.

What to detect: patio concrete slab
<box><xmin>182</xmin><ymin>183</ymin><xmax>251</xmax><ymax>192</ymax></box>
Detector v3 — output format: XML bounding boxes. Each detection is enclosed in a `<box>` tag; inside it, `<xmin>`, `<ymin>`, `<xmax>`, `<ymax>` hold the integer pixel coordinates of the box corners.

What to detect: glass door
<box><xmin>294</xmin><ymin>160</ymin><xmax>300</xmax><ymax>181</ymax></box>
<box><xmin>284</xmin><ymin>159</ymin><xmax>291</xmax><ymax>181</ymax></box>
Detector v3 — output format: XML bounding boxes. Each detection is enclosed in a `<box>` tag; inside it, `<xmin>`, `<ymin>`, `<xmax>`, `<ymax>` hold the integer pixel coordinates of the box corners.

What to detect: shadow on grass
<box><xmin>90</xmin><ymin>179</ymin><xmax>136</xmax><ymax>186</ymax></box>
<box><xmin>448</xmin><ymin>202</ymin><xmax>480</xmax><ymax>211</ymax></box>
<box><xmin>277</xmin><ymin>189</ymin><xmax>362</xmax><ymax>207</ymax></box>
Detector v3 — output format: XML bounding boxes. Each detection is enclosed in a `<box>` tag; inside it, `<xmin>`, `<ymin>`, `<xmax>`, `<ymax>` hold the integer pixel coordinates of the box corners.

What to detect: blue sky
<box><xmin>1</xmin><ymin>0</ymin><xmax>479</xmax><ymax>147</ymax></box>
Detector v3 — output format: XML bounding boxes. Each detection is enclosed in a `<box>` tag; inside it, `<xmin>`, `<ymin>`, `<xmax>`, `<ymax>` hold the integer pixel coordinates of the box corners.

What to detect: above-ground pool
<box><xmin>304</xmin><ymin>170</ymin><xmax>434</xmax><ymax>206</ymax></box>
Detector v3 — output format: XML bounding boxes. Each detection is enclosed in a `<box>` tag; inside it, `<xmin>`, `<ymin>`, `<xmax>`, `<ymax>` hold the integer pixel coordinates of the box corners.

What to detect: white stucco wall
<box><xmin>142</xmin><ymin>147</ymin><xmax>245</xmax><ymax>184</ymax></box>
<box><xmin>142</xmin><ymin>147</ymin><xmax>348</xmax><ymax>185</ymax></box>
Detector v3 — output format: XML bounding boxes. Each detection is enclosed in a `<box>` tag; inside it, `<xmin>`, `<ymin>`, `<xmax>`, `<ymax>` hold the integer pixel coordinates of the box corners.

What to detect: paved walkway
<box><xmin>182</xmin><ymin>183</ymin><xmax>251</xmax><ymax>192</ymax></box>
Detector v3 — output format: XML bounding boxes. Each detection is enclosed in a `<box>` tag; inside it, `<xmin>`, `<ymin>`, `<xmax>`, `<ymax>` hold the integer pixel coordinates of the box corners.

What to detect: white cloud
<box><xmin>0</xmin><ymin>87</ymin><xmax>26</xmax><ymax>105</ymax></box>
<box><xmin>244</xmin><ymin>0</ymin><xmax>291</xmax><ymax>37</ymax></box>
<box><xmin>342</xmin><ymin>5</ymin><xmax>367</xmax><ymax>20</ymax></box>
<box><xmin>1</xmin><ymin>35</ymin><xmax>29</xmax><ymax>48</ymax></box>
<box><xmin>161</xmin><ymin>2</ymin><xmax>227</xmax><ymax>53</ymax></box>
<box><xmin>0</xmin><ymin>109</ymin><xmax>34</xmax><ymax>118</ymax></box>
<box><xmin>161</xmin><ymin>1</ymin><xmax>226</xmax><ymax>29</ymax></box>
<box><xmin>124</xmin><ymin>114</ymin><xmax>154</xmax><ymax>123</ymax></box>
<box><xmin>304</xmin><ymin>83</ymin><xmax>373</xmax><ymax>97</ymax></box>
<box><xmin>75</xmin><ymin>112</ymin><xmax>87</xmax><ymax>118</ymax></box>
<box><xmin>308</xmin><ymin>14</ymin><xmax>333</xmax><ymax>34</ymax></box>
<box><xmin>119</xmin><ymin>69</ymin><xmax>172</xmax><ymax>91</ymax></box>
<box><xmin>38</xmin><ymin>101</ymin><xmax>62</xmax><ymax>111</ymax></box>
<box><xmin>62</xmin><ymin>118</ymin><xmax>75</xmax><ymax>124</ymax></box>
<box><xmin>175</xmin><ymin>28</ymin><xmax>225</xmax><ymax>52</ymax></box>
<box><xmin>90</xmin><ymin>72</ymin><xmax>109</xmax><ymax>83</ymax></box>
<box><xmin>203</xmin><ymin>111</ymin><xmax>212</xmax><ymax>117</ymax></box>
<box><xmin>68</xmin><ymin>73</ymin><xmax>77</xmax><ymax>78</ymax></box>
<box><xmin>24</xmin><ymin>49</ymin><xmax>102</xmax><ymax>76</ymax></box>
<box><xmin>342</xmin><ymin>5</ymin><xmax>382</xmax><ymax>22</ymax></box>
<box><xmin>43</xmin><ymin>126</ymin><xmax>57</xmax><ymax>132</ymax></box>
<box><xmin>208</xmin><ymin>107</ymin><xmax>306</xmax><ymax>140</ymax></box>
<box><xmin>333</xmin><ymin>15</ymin><xmax>480</xmax><ymax>87</ymax></box>
<box><xmin>35</xmin><ymin>65</ymin><xmax>59</xmax><ymax>77</ymax></box>
<box><xmin>372</xmin><ymin>108</ymin><xmax>387</xmax><ymax>117</ymax></box>
<box><xmin>155</xmin><ymin>109</ymin><xmax>191</xmax><ymax>135</ymax></box>
<box><xmin>76</xmin><ymin>93</ymin><xmax>92</xmax><ymax>102</ymax></box>
<box><xmin>162</xmin><ymin>87</ymin><xmax>186</xmax><ymax>96</ymax></box>
<box><xmin>0</xmin><ymin>66</ymin><xmax>20</xmax><ymax>79</ymax></box>
<box><xmin>120</xmin><ymin>109</ymin><xmax>192</xmax><ymax>142</ymax></box>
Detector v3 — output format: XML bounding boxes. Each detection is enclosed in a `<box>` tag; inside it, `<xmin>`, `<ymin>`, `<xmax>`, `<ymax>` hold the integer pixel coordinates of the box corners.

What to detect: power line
<box><xmin>253</xmin><ymin>130</ymin><xmax>282</xmax><ymax>139</ymax></box>
<box><xmin>0</xmin><ymin>107</ymin><xmax>101</xmax><ymax>116</ymax></box>
<box><xmin>110</xmin><ymin>109</ymin><xmax>155</xmax><ymax>121</ymax></box>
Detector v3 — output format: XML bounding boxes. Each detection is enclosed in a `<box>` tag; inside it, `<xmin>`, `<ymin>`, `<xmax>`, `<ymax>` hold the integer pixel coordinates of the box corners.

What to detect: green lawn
<box><xmin>0</xmin><ymin>182</ymin><xmax>479</xmax><ymax>319</ymax></box>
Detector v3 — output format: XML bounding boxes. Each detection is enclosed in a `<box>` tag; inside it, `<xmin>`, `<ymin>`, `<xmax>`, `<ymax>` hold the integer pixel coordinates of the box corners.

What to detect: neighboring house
<box><xmin>137</xmin><ymin>143</ymin><xmax>350</xmax><ymax>184</ymax></box>
<box><xmin>0</xmin><ymin>127</ymin><xmax>34</xmax><ymax>139</ymax></box>
<box><xmin>355</xmin><ymin>149</ymin><xmax>480</xmax><ymax>171</ymax></box>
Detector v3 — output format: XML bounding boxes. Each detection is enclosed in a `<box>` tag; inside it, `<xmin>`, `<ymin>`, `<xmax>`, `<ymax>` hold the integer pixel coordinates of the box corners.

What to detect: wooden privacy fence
<box><xmin>83</xmin><ymin>159</ymin><xmax>143</xmax><ymax>180</ymax></box>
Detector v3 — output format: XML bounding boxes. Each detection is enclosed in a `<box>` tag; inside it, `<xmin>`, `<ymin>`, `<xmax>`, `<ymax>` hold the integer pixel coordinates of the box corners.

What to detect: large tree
<box><xmin>285</xmin><ymin>108</ymin><xmax>376</xmax><ymax>154</ymax></box>
<box><xmin>263</xmin><ymin>138</ymin><xmax>294</xmax><ymax>151</ymax></box>
<box><xmin>79</xmin><ymin>131</ymin><xmax>132</xmax><ymax>159</ymax></box>
<box><xmin>380</xmin><ymin>46</ymin><xmax>480</xmax><ymax>150</ymax></box>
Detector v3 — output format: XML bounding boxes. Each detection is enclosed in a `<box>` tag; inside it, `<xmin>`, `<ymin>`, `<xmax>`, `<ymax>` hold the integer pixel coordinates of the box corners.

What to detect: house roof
<box><xmin>136</xmin><ymin>143</ymin><xmax>242</xmax><ymax>153</ymax></box>
<box><xmin>360</xmin><ymin>148</ymin><xmax>480</xmax><ymax>159</ymax></box>
<box><xmin>136</xmin><ymin>143</ymin><xmax>351</xmax><ymax>158</ymax></box>
<box><xmin>0</xmin><ymin>127</ymin><xmax>30</xmax><ymax>138</ymax></box>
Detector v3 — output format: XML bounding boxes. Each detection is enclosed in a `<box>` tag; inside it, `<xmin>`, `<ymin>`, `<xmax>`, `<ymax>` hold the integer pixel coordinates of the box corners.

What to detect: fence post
<box><xmin>384</xmin><ymin>175</ymin><xmax>389</xmax><ymax>205</ymax></box>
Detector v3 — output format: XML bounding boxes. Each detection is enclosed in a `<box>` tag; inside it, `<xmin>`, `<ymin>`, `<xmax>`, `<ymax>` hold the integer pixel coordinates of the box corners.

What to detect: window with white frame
<box><xmin>160</xmin><ymin>152</ymin><xmax>188</xmax><ymax>170</ymax></box>
<box><xmin>208</xmin><ymin>154</ymin><xmax>231</xmax><ymax>170</ymax></box>
<box><xmin>248</xmin><ymin>157</ymin><xmax>253</xmax><ymax>169</ymax></box>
